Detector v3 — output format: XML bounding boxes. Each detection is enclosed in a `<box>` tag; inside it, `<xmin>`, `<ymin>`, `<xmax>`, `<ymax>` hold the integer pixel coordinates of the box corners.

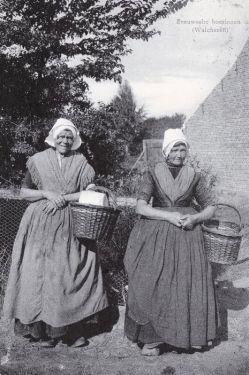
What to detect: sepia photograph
<box><xmin>0</xmin><ymin>0</ymin><xmax>249</xmax><ymax>374</ymax></box>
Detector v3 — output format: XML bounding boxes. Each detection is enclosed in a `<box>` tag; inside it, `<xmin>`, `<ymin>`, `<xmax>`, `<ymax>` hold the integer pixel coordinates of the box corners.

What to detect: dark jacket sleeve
<box><xmin>137</xmin><ymin>170</ymin><xmax>155</xmax><ymax>203</ymax></box>
<box><xmin>21</xmin><ymin>170</ymin><xmax>37</xmax><ymax>189</ymax></box>
<box><xmin>194</xmin><ymin>173</ymin><xmax>217</xmax><ymax>209</ymax></box>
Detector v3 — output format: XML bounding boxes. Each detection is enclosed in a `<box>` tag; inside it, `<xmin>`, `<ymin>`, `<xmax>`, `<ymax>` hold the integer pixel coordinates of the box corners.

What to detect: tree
<box><xmin>0</xmin><ymin>103</ymin><xmax>133</xmax><ymax>185</ymax></box>
<box><xmin>74</xmin><ymin>104</ymin><xmax>127</xmax><ymax>176</ymax></box>
<box><xmin>0</xmin><ymin>117</ymin><xmax>51</xmax><ymax>185</ymax></box>
<box><xmin>0</xmin><ymin>0</ymin><xmax>190</xmax><ymax>119</ymax></box>
<box><xmin>110</xmin><ymin>80</ymin><xmax>145</xmax><ymax>155</ymax></box>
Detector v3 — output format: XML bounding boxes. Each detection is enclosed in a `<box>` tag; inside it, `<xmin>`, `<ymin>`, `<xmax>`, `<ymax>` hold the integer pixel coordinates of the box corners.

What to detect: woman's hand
<box><xmin>86</xmin><ymin>183</ymin><xmax>96</xmax><ymax>191</ymax></box>
<box><xmin>179</xmin><ymin>214</ymin><xmax>197</xmax><ymax>230</ymax></box>
<box><xmin>166</xmin><ymin>212</ymin><xmax>185</xmax><ymax>228</ymax></box>
<box><xmin>42</xmin><ymin>191</ymin><xmax>62</xmax><ymax>201</ymax></box>
<box><xmin>136</xmin><ymin>200</ymin><xmax>185</xmax><ymax>227</ymax></box>
<box><xmin>42</xmin><ymin>201</ymin><xmax>58</xmax><ymax>215</ymax></box>
<box><xmin>42</xmin><ymin>191</ymin><xmax>66</xmax><ymax>208</ymax></box>
<box><xmin>43</xmin><ymin>190</ymin><xmax>67</xmax><ymax>213</ymax></box>
<box><xmin>52</xmin><ymin>196</ymin><xmax>66</xmax><ymax>208</ymax></box>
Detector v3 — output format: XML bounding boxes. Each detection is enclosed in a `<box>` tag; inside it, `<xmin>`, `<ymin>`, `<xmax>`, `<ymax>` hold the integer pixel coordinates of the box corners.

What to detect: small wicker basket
<box><xmin>202</xmin><ymin>203</ymin><xmax>243</xmax><ymax>265</ymax></box>
<box><xmin>70</xmin><ymin>186</ymin><xmax>121</xmax><ymax>244</ymax></box>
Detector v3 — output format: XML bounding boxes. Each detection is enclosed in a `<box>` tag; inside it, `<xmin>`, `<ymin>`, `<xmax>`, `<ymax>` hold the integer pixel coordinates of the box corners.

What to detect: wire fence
<box><xmin>0</xmin><ymin>197</ymin><xmax>29</xmax><ymax>287</ymax></box>
<box><xmin>0</xmin><ymin>192</ymin><xmax>129</xmax><ymax>307</ymax></box>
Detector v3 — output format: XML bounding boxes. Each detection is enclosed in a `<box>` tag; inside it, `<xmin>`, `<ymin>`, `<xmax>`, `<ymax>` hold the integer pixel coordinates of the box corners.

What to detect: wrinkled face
<box><xmin>54</xmin><ymin>129</ymin><xmax>74</xmax><ymax>155</ymax></box>
<box><xmin>167</xmin><ymin>142</ymin><xmax>187</xmax><ymax>166</ymax></box>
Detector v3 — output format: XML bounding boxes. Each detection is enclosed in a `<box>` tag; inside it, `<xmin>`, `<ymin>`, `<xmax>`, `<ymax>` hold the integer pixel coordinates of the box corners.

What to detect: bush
<box><xmin>0</xmin><ymin>118</ymin><xmax>51</xmax><ymax>186</ymax></box>
<box><xmin>0</xmin><ymin>102</ymin><xmax>145</xmax><ymax>186</ymax></box>
<box><xmin>99</xmin><ymin>206</ymin><xmax>136</xmax><ymax>271</ymax></box>
<box><xmin>95</xmin><ymin>169</ymin><xmax>143</xmax><ymax>197</ymax></box>
<box><xmin>96</xmin><ymin>171</ymin><xmax>142</xmax><ymax>271</ymax></box>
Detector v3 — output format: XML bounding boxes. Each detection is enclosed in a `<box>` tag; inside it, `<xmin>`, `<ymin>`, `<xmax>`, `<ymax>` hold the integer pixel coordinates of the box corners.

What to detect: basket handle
<box><xmin>214</xmin><ymin>203</ymin><xmax>242</xmax><ymax>228</ymax></box>
<box><xmin>87</xmin><ymin>185</ymin><xmax>118</xmax><ymax>209</ymax></box>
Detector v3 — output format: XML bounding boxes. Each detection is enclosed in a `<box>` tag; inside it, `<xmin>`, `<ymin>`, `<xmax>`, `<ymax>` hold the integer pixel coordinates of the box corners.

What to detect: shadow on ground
<box><xmin>0</xmin><ymin>302</ymin><xmax>249</xmax><ymax>375</ymax></box>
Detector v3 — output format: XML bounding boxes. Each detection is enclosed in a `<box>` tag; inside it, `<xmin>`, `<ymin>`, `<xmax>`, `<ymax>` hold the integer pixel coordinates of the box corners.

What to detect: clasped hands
<box><xmin>42</xmin><ymin>191</ymin><xmax>66</xmax><ymax>215</ymax></box>
<box><xmin>170</xmin><ymin>212</ymin><xmax>197</xmax><ymax>230</ymax></box>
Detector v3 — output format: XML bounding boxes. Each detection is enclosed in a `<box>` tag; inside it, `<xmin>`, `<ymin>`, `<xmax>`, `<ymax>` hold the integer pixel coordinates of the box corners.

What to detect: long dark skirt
<box><xmin>124</xmin><ymin>209</ymin><xmax>217</xmax><ymax>349</ymax></box>
<box><xmin>15</xmin><ymin>314</ymin><xmax>98</xmax><ymax>341</ymax></box>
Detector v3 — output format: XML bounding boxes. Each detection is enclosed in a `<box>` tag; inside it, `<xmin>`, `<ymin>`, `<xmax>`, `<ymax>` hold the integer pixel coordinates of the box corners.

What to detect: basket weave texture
<box><xmin>70</xmin><ymin>186</ymin><xmax>121</xmax><ymax>244</ymax></box>
<box><xmin>202</xmin><ymin>204</ymin><xmax>242</xmax><ymax>265</ymax></box>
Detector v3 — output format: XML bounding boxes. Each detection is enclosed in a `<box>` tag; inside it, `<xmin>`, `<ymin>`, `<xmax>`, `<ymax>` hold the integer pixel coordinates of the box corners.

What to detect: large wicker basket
<box><xmin>202</xmin><ymin>204</ymin><xmax>243</xmax><ymax>265</ymax></box>
<box><xmin>70</xmin><ymin>186</ymin><xmax>121</xmax><ymax>244</ymax></box>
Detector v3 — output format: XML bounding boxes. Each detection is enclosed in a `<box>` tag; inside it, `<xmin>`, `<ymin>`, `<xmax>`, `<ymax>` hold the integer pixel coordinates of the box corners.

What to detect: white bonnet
<box><xmin>162</xmin><ymin>128</ymin><xmax>189</xmax><ymax>157</ymax></box>
<box><xmin>45</xmin><ymin>118</ymin><xmax>82</xmax><ymax>150</ymax></box>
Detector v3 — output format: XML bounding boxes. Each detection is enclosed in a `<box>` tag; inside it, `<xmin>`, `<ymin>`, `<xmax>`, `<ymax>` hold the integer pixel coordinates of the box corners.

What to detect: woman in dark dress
<box><xmin>124</xmin><ymin>128</ymin><xmax>217</xmax><ymax>356</ymax></box>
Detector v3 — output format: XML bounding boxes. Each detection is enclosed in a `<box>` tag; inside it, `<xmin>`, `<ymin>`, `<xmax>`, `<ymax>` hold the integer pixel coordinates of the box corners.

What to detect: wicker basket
<box><xmin>70</xmin><ymin>186</ymin><xmax>121</xmax><ymax>244</ymax></box>
<box><xmin>202</xmin><ymin>204</ymin><xmax>243</xmax><ymax>265</ymax></box>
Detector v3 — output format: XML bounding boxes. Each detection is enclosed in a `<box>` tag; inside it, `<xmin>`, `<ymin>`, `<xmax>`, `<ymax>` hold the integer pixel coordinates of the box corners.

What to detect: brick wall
<box><xmin>185</xmin><ymin>38</ymin><xmax>249</xmax><ymax>204</ymax></box>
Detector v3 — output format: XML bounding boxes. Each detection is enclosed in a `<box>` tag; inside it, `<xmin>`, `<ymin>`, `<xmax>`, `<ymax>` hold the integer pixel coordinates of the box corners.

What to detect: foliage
<box><xmin>73</xmin><ymin>104</ymin><xmax>126</xmax><ymax>176</ymax></box>
<box><xmin>73</xmin><ymin>102</ymin><xmax>141</xmax><ymax>176</ymax></box>
<box><xmin>0</xmin><ymin>0</ymin><xmax>191</xmax><ymax>183</ymax></box>
<box><xmin>70</xmin><ymin>81</ymin><xmax>146</xmax><ymax>175</ymax></box>
<box><xmin>0</xmin><ymin>99</ymin><xmax>144</xmax><ymax>185</ymax></box>
<box><xmin>0</xmin><ymin>117</ymin><xmax>51</xmax><ymax>185</ymax></box>
<box><xmin>0</xmin><ymin>0</ymin><xmax>191</xmax><ymax>119</ymax></box>
<box><xmin>95</xmin><ymin>170</ymin><xmax>143</xmax><ymax>197</ymax></box>
<box><xmin>99</xmin><ymin>206</ymin><xmax>136</xmax><ymax>271</ymax></box>
<box><xmin>96</xmin><ymin>171</ymin><xmax>143</xmax><ymax>271</ymax></box>
<box><xmin>0</xmin><ymin>110</ymin><xmax>189</xmax><ymax>186</ymax></box>
<box><xmin>110</xmin><ymin>80</ymin><xmax>146</xmax><ymax>155</ymax></box>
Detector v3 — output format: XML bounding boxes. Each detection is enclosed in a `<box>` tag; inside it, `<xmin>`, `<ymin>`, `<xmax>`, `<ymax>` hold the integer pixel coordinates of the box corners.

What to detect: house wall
<box><xmin>185</xmin><ymin>39</ymin><xmax>249</xmax><ymax>198</ymax></box>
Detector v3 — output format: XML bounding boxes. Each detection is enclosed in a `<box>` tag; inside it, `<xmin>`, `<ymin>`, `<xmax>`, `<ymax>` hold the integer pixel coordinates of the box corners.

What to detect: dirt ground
<box><xmin>0</xmin><ymin>299</ymin><xmax>249</xmax><ymax>375</ymax></box>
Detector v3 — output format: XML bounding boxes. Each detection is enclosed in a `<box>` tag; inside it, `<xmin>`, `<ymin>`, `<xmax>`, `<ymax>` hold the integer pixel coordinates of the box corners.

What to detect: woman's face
<box><xmin>54</xmin><ymin>129</ymin><xmax>74</xmax><ymax>155</ymax></box>
<box><xmin>167</xmin><ymin>143</ymin><xmax>187</xmax><ymax>166</ymax></box>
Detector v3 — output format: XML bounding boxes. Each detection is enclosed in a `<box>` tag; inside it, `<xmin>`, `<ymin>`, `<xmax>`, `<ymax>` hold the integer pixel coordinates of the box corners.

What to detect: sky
<box><xmin>85</xmin><ymin>0</ymin><xmax>249</xmax><ymax>119</ymax></box>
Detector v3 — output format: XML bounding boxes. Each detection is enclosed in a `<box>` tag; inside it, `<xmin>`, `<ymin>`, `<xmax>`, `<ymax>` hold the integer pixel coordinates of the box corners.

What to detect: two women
<box><xmin>4</xmin><ymin>123</ymin><xmax>217</xmax><ymax>354</ymax></box>
<box><xmin>124</xmin><ymin>128</ymin><xmax>217</xmax><ymax>355</ymax></box>
<box><xmin>3</xmin><ymin>118</ymin><xmax>108</xmax><ymax>347</ymax></box>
